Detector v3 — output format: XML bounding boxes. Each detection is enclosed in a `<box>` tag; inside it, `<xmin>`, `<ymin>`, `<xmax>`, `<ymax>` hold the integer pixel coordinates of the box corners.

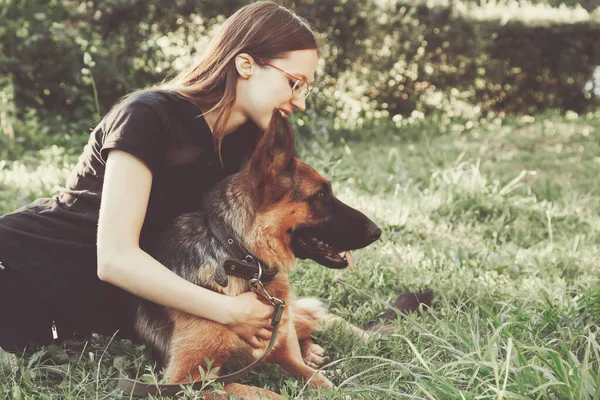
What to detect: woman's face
<box><xmin>235</xmin><ymin>49</ymin><xmax>318</xmax><ymax>131</ymax></box>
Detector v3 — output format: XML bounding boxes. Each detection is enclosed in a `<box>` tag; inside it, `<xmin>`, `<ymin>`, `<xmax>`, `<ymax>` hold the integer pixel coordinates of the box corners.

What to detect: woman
<box><xmin>0</xmin><ymin>1</ymin><xmax>318</xmax><ymax>352</ymax></box>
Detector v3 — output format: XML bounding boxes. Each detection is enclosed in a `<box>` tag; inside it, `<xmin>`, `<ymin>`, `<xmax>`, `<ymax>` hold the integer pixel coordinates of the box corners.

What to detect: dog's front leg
<box><xmin>269</xmin><ymin>319</ymin><xmax>334</xmax><ymax>390</ymax></box>
<box><xmin>292</xmin><ymin>297</ymin><xmax>370</xmax><ymax>343</ymax></box>
<box><xmin>300</xmin><ymin>338</ymin><xmax>327</xmax><ymax>369</ymax></box>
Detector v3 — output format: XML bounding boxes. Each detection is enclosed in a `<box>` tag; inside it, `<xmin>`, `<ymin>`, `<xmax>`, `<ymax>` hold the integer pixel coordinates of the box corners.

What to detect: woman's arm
<box><xmin>97</xmin><ymin>150</ymin><xmax>273</xmax><ymax>348</ymax></box>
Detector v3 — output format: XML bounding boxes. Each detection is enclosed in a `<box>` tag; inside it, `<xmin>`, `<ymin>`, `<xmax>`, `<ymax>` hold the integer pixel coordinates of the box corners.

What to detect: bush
<box><xmin>0</xmin><ymin>0</ymin><xmax>599</xmax><ymax>147</ymax></box>
<box><xmin>291</xmin><ymin>0</ymin><xmax>600</xmax><ymax>126</ymax></box>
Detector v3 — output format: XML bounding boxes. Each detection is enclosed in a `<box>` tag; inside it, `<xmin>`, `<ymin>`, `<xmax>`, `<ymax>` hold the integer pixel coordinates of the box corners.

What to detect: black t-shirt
<box><xmin>0</xmin><ymin>90</ymin><xmax>258</xmax><ymax>336</ymax></box>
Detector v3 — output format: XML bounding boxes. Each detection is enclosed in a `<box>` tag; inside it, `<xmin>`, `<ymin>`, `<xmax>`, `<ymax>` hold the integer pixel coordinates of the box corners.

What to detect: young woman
<box><xmin>0</xmin><ymin>1</ymin><xmax>318</xmax><ymax>352</ymax></box>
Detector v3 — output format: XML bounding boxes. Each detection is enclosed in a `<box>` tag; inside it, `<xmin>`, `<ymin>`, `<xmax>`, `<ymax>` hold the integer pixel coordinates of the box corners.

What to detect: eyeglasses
<box><xmin>253</xmin><ymin>56</ymin><xmax>313</xmax><ymax>99</ymax></box>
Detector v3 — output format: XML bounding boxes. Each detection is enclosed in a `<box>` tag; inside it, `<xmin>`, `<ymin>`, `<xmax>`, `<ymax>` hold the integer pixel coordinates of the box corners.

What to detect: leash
<box><xmin>118</xmin><ymin>263</ymin><xmax>286</xmax><ymax>397</ymax></box>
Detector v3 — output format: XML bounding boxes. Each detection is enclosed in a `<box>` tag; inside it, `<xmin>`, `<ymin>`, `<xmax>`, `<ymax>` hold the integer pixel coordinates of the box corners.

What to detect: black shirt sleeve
<box><xmin>100</xmin><ymin>101</ymin><xmax>167</xmax><ymax>172</ymax></box>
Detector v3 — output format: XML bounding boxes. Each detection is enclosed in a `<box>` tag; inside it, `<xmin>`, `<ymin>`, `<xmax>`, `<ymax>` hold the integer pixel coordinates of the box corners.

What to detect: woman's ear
<box><xmin>235</xmin><ymin>53</ymin><xmax>255</xmax><ymax>79</ymax></box>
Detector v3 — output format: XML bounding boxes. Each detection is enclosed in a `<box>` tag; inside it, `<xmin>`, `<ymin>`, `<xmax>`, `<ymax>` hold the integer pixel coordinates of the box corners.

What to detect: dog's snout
<box><xmin>367</xmin><ymin>223</ymin><xmax>382</xmax><ymax>242</ymax></box>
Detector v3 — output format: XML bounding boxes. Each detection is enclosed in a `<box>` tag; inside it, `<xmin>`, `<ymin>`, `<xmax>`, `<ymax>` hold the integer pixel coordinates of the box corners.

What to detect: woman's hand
<box><xmin>224</xmin><ymin>291</ymin><xmax>274</xmax><ymax>348</ymax></box>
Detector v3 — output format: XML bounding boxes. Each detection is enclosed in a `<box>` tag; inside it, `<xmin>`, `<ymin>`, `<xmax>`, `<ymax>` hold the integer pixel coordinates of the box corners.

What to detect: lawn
<box><xmin>1</xmin><ymin>110</ymin><xmax>600</xmax><ymax>399</ymax></box>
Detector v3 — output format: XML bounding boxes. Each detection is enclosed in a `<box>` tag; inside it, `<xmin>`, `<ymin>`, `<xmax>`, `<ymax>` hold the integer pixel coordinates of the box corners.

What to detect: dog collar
<box><xmin>207</xmin><ymin>217</ymin><xmax>278</xmax><ymax>287</ymax></box>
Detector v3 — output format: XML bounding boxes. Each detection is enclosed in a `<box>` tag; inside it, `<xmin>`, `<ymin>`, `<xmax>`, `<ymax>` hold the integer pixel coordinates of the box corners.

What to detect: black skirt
<box><xmin>0</xmin><ymin>263</ymin><xmax>77</xmax><ymax>352</ymax></box>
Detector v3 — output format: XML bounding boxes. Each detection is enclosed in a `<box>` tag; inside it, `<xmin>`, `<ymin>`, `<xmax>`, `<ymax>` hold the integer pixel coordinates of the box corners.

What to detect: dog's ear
<box><xmin>247</xmin><ymin>109</ymin><xmax>296</xmax><ymax>203</ymax></box>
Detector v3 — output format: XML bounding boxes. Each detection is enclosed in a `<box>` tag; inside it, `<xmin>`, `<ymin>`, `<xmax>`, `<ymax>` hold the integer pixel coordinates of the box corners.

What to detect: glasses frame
<box><xmin>253</xmin><ymin>55</ymin><xmax>313</xmax><ymax>99</ymax></box>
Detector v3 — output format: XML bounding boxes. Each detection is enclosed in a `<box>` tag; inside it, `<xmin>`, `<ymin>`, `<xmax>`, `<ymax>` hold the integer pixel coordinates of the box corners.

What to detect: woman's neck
<box><xmin>202</xmin><ymin>105</ymin><xmax>248</xmax><ymax>136</ymax></box>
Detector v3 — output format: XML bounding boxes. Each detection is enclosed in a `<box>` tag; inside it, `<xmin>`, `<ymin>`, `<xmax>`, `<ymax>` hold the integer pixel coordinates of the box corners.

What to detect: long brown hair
<box><xmin>159</xmin><ymin>1</ymin><xmax>318</xmax><ymax>154</ymax></box>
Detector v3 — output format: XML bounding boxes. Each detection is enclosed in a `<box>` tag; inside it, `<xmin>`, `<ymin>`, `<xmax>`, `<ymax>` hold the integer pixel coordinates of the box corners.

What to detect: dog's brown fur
<box><xmin>136</xmin><ymin>111</ymin><xmax>381</xmax><ymax>399</ymax></box>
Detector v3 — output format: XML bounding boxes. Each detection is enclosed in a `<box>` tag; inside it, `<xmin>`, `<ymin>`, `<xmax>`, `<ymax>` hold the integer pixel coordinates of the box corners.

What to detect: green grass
<box><xmin>1</xmin><ymin>110</ymin><xmax>600</xmax><ymax>399</ymax></box>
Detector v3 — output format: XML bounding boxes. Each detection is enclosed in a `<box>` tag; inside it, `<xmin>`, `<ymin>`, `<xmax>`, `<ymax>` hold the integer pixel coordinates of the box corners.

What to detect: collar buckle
<box><xmin>208</xmin><ymin>216</ymin><xmax>278</xmax><ymax>285</ymax></box>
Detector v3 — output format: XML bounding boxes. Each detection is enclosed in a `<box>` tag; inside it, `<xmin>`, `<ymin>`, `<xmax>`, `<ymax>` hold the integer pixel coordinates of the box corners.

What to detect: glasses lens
<box><xmin>292</xmin><ymin>81</ymin><xmax>311</xmax><ymax>99</ymax></box>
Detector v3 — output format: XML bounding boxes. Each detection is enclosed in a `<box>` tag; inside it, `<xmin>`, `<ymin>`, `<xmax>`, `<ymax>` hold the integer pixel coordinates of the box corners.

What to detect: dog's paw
<box><xmin>302</xmin><ymin>342</ymin><xmax>328</xmax><ymax>369</ymax></box>
<box><xmin>310</xmin><ymin>371</ymin><xmax>335</xmax><ymax>390</ymax></box>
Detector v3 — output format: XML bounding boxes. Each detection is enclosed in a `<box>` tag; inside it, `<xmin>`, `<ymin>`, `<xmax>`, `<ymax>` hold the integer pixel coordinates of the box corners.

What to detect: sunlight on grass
<box><xmin>0</xmin><ymin>146</ymin><xmax>74</xmax><ymax>214</ymax></box>
<box><xmin>1</xmin><ymin>112</ymin><xmax>599</xmax><ymax>398</ymax></box>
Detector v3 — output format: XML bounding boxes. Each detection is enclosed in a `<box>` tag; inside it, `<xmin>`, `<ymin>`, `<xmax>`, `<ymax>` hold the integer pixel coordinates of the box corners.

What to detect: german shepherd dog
<box><xmin>134</xmin><ymin>110</ymin><xmax>382</xmax><ymax>399</ymax></box>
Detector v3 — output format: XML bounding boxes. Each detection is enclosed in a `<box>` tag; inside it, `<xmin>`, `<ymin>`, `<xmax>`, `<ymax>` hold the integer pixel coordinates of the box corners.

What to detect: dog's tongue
<box><xmin>346</xmin><ymin>251</ymin><xmax>354</xmax><ymax>271</ymax></box>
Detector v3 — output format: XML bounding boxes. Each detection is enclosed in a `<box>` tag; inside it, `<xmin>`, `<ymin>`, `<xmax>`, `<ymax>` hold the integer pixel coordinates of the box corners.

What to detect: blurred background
<box><xmin>1</xmin><ymin>0</ymin><xmax>600</xmax><ymax>155</ymax></box>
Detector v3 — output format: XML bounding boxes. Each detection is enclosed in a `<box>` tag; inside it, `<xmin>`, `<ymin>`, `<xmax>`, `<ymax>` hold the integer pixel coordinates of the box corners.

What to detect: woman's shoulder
<box><xmin>103</xmin><ymin>89</ymin><xmax>200</xmax><ymax>129</ymax></box>
<box><xmin>116</xmin><ymin>89</ymin><xmax>187</xmax><ymax>112</ymax></box>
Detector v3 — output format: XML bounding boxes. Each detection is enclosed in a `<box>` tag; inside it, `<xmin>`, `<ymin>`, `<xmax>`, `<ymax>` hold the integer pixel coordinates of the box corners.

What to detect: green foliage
<box><xmin>1</xmin><ymin>0</ymin><xmax>600</xmax><ymax>149</ymax></box>
<box><xmin>290</xmin><ymin>0</ymin><xmax>600</xmax><ymax>128</ymax></box>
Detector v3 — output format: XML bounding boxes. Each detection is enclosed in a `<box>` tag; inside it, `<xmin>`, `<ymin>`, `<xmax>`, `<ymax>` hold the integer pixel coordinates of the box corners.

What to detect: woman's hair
<box><xmin>159</xmin><ymin>1</ymin><xmax>318</xmax><ymax>153</ymax></box>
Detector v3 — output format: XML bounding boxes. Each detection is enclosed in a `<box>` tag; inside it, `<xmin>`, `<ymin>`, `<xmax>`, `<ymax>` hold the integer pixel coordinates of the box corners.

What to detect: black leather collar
<box><xmin>207</xmin><ymin>217</ymin><xmax>278</xmax><ymax>287</ymax></box>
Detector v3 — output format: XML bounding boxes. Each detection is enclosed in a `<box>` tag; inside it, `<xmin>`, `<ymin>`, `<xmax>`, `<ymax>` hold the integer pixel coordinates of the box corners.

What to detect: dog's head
<box><xmin>239</xmin><ymin>110</ymin><xmax>381</xmax><ymax>271</ymax></box>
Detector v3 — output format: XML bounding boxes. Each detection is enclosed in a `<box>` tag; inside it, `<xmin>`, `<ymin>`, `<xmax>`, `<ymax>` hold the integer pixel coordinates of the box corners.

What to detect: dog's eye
<box><xmin>316</xmin><ymin>190</ymin><xmax>326</xmax><ymax>197</ymax></box>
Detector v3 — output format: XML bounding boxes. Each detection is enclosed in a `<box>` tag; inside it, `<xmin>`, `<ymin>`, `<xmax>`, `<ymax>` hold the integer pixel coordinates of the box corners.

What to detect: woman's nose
<box><xmin>291</xmin><ymin>96</ymin><xmax>306</xmax><ymax>112</ymax></box>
